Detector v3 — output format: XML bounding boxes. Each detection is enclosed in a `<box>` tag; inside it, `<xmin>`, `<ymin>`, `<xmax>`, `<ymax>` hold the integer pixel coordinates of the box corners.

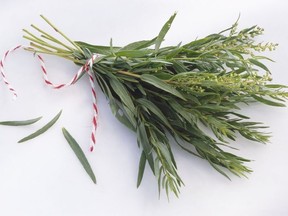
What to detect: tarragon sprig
<box><xmin>22</xmin><ymin>13</ymin><xmax>288</xmax><ymax>198</ymax></box>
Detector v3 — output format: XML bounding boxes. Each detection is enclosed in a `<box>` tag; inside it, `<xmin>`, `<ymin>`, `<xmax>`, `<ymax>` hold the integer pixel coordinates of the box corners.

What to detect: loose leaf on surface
<box><xmin>18</xmin><ymin>110</ymin><xmax>62</xmax><ymax>143</ymax></box>
<box><xmin>62</xmin><ymin>127</ymin><xmax>96</xmax><ymax>184</ymax></box>
<box><xmin>0</xmin><ymin>116</ymin><xmax>42</xmax><ymax>126</ymax></box>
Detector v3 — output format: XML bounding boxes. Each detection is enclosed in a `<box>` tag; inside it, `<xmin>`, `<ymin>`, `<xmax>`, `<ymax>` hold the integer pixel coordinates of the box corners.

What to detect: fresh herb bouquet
<box><xmin>3</xmin><ymin>13</ymin><xmax>288</xmax><ymax>197</ymax></box>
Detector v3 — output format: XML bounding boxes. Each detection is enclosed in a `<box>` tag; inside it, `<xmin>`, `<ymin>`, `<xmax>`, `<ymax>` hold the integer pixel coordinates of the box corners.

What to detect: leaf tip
<box><xmin>92</xmin><ymin>177</ymin><xmax>97</xmax><ymax>184</ymax></box>
<box><xmin>17</xmin><ymin>138</ymin><xmax>25</xmax><ymax>143</ymax></box>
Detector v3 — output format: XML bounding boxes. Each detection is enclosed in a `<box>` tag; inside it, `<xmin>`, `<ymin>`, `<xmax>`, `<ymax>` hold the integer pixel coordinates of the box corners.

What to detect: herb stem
<box><xmin>24</xmin><ymin>47</ymin><xmax>81</xmax><ymax>63</ymax></box>
<box><xmin>117</xmin><ymin>70</ymin><xmax>141</xmax><ymax>78</ymax></box>
<box><xmin>40</xmin><ymin>15</ymin><xmax>83</xmax><ymax>54</ymax></box>
<box><xmin>30</xmin><ymin>24</ymin><xmax>75</xmax><ymax>51</ymax></box>
<box><xmin>23</xmin><ymin>35</ymin><xmax>70</xmax><ymax>53</ymax></box>
<box><xmin>23</xmin><ymin>29</ymin><xmax>47</xmax><ymax>44</ymax></box>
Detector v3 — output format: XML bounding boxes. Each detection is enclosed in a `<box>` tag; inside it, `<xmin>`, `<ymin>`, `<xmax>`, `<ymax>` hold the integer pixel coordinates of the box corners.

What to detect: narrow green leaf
<box><xmin>137</xmin><ymin>98</ymin><xmax>172</xmax><ymax>130</ymax></box>
<box><xmin>172</xmin><ymin>60</ymin><xmax>187</xmax><ymax>73</ymax></box>
<box><xmin>110</xmin><ymin>38</ymin><xmax>114</xmax><ymax>55</ymax></box>
<box><xmin>18</xmin><ymin>110</ymin><xmax>62</xmax><ymax>143</ymax></box>
<box><xmin>240</xmin><ymin>25</ymin><xmax>257</xmax><ymax>34</ymax></box>
<box><xmin>155</xmin><ymin>13</ymin><xmax>177</xmax><ymax>53</ymax></box>
<box><xmin>183</xmin><ymin>35</ymin><xmax>216</xmax><ymax>49</ymax></box>
<box><xmin>121</xmin><ymin>37</ymin><xmax>157</xmax><ymax>50</ymax></box>
<box><xmin>62</xmin><ymin>127</ymin><xmax>96</xmax><ymax>184</ymax></box>
<box><xmin>252</xmin><ymin>95</ymin><xmax>286</xmax><ymax>107</ymax></box>
<box><xmin>109</xmin><ymin>75</ymin><xmax>135</xmax><ymax>112</ymax></box>
<box><xmin>198</xmin><ymin>104</ymin><xmax>231</xmax><ymax>112</ymax></box>
<box><xmin>122</xmin><ymin>105</ymin><xmax>137</xmax><ymax>128</ymax></box>
<box><xmin>208</xmin><ymin>159</ymin><xmax>231</xmax><ymax>180</ymax></box>
<box><xmin>249</xmin><ymin>59</ymin><xmax>270</xmax><ymax>72</ymax></box>
<box><xmin>166</xmin><ymin>43</ymin><xmax>182</xmax><ymax>59</ymax></box>
<box><xmin>254</xmin><ymin>55</ymin><xmax>275</xmax><ymax>62</ymax></box>
<box><xmin>75</xmin><ymin>41</ymin><xmax>120</xmax><ymax>55</ymax></box>
<box><xmin>156</xmin><ymin>143</ymin><xmax>172</xmax><ymax>166</ymax></box>
<box><xmin>154</xmin><ymin>157</ymin><xmax>160</xmax><ymax>179</ymax></box>
<box><xmin>140</xmin><ymin>74</ymin><xmax>186</xmax><ymax>100</ymax></box>
<box><xmin>270</xmin><ymin>95</ymin><xmax>286</xmax><ymax>102</ymax></box>
<box><xmin>115</xmin><ymin>50</ymin><xmax>152</xmax><ymax>58</ymax></box>
<box><xmin>137</xmin><ymin>151</ymin><xmax>146</xmax><ymax>188</ymax></box>
<box><xmin>229</xmin><ymin>112</ymin><xmax>250</xmax><ymax>119</ymax></box>
<box><xmin>137</xmin><ymin>122</ymin><xmax>155</xmax><ymax>173</ymax></box>
<box><xmin>150</xmin><ymin>59</ymin><xmax>173</xmax><ymax>65</ymax></box>
<box><xmin>0</xmin><ymin>116</ymin><xmax>42</xmax><ymax>126</ymax></box>
<box><xmin>137</xmin><ymin>121</ymin><xmax>153</xmax><ymax>155</ymax></box>
<box><xmin>153</xmin><ymin>72</ymin><xmax>173</xmax><ymax>80</ymax></box>
<box><xmin>115</xmin><ymin>109</ymin><xmax>135</xmax><ymax>131</ymax></box>
<box><xmin>265</xmin><ymin>84</ymin><xmax>288</xmax><ymax>89</ymax></box>
<box><xmin>168</xmin><ymin>100</ymin><xmax>193</xmax><ymax>123</ymax></box>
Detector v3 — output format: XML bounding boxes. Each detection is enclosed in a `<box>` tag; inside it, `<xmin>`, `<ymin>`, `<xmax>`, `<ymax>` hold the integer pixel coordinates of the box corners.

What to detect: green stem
<box><xmin>117</xmin><ymin>70</ymin><xmax>141</xmax><ymax>78</ymax></box>
<box><xmin>24</xmin><ymin>47</ymin><xmax>81</xmax><ymax>63</ymax></box>
<box><xmin>40</xmin><ymin>15</ymin><xmax>83</xmax><ymax>54</ymax></box>
<box><xmin>29</xmin><ymin>42</ymin><xmax>55</xmax><ymax>52</ymax></box>
<box><xmin>31</xmin><ymin>24</ymin><xmax>74</xmax><ymax>51</ymax></box>
<box><xmin>23</xmin><ymin>35</ymin><xmax>70</xmax><ymax>53</ymax></box>
<box><xmin>23</xmin><ymin>29</ymin><xmax>47</xmax><ymax>44</ymax></box>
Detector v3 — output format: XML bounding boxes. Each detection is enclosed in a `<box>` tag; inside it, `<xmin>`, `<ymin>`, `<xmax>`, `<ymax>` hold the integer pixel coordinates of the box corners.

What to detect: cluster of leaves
<box><xmin>23</xmin><ymin>13</ymin><xmax>288</xmax><ymax>197</ymax></box>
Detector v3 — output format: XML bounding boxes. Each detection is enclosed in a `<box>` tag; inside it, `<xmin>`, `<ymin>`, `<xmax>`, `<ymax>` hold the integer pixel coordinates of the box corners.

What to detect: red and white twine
<box><xmin>0</xmin><ymin>45</ymin><xmax>22</xmax><ymax>99</ymax></box>
<box><xmin>0</xmin><ymin>45</ymin><xmax>98</xmax><ymax>151</ymax></box>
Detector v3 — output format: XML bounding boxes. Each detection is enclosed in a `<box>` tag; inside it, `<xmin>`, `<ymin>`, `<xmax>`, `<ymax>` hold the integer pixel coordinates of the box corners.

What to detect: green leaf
<box><xmin>110</xmin><ymin>38</ymin><xmax>114</xmax><ymax>55</ymax></box>
<box><xmin>249</xmin><ymin>59</ymin><xmax>270</xmax><ymax>72</ymax></box>
<box><xmin>155</xmin><ymin>13</ymin><xmax>177</xmax><ymax>53</ymax></box>
<box><xmin>18</xmin><ymin>110</ymin><xmax>62</xmax><ymax>143</ymax></box>
<box><xmin>140</xmin><ymin>74</ymin><xmax>186</xmax><ymax>100</ymax></box>
<box><xmin>240</xmin><ymin>25</ymin><xmax>257</xmax><ymax>34</ymax></box>
<box><xmin>208</xmin><ymin>159</ymin><xmax>231</xmax><ymax>180</ymax></box>
<box><xmin>137</xmin><ymin>98</ymin><xmax>172</xmax><ymax>130</ymax></box>
<box><xmin>75</xmin><ymin>41</ymin><xmax>120</xmax><ymax>55</ymax></box>
<box><xmin>150</xmin><ymin>59</ymin><xmax>173</xmax><ymax>65</ymax></box>
<box><xmin>137</xmin><ymin>151</ymin><xmax>146</xmax><ymax>188</ymax></box>
<box><xmin>172</xmin><ymin>60</ymin><xmax>187</xmax><ymax>73</ymax></box>
<box><xmin>168</xmin><ymin>100</ymin><xmax>193</xmax><ymax>123</ymax></box>
<box><xmin>115</xmin><ymin>50</ymin><xmax>152</xmax><ymax>58</ymax></box>
<box><xmin>137</xmin><ymin>121</ymin><xmax>155</xmax><ymax>173</ymax></box>
<box><xmin>156</xmin><ymin>143</ymin><xmax>172</xmax><ymax>166</ymax></box>
<box><xmin>183</xmin><ymin>35</ymin><xmax>216</xmax><ymax>49</ymax></box>
<box><xmin>252</xmin><ymin>95</ymin><xmax>286</xmax><ymax>107</ymax></box>
<box><xmin>137</xmin><ymin>121</ymin><xmax>153</xmax><ymax>155</ymax></box>
<box><xmin>122</xmin><ymin>105</ymin><xmax>137</xmax><ymax>128</ymax></box>
<box><xmin>265</xmin><ymin>84</ymin><xmax>288</xmax><ymax>89</ymax></box>
<box><xmin>109</xmin><ymin>75</ymin><xmax>135</xmax><ymax>112</ymax></box>
<box><xmin>115</xmin><ymin>109</ymin><xmax>135</xmax><ymax>131</ymax></box>
<box><xmin>153</xmin><ymin>72</ymin><xmax>173</xmax><ymax>80</ymax></box>
<box><xmin>198</xmin><ymin>104</ymin><xmax>231</xmax><ymax>112</ymax></box>
<box><xmin>121</xmin><ymin>37</ymin><xmax>157</xmax><ymax>50</ymax></box>
<box><xmin>62</xmin><ymin>127</ymin><xmax>96</xmax><ymax>184</ymax></box>
<box><xmin>166</xmin><ymin>44</ymin><xmax>182</xmax><ymax>59</ymax></box>
<box><xmin>0</xmin><ymin>116</ymin><xmax>42</xmax><ymax>126</ymax></box>
<box><xmin>229</xmin><ymin>112</ymin><xmax>250</xmax><ymax>119</ymax></box>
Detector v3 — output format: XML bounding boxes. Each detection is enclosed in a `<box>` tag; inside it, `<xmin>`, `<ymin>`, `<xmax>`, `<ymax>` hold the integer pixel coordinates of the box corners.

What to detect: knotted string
<box><xmin>0</xmin><ymin>45</ymin><xmax>98</xmax><ymax>151</ymax></box>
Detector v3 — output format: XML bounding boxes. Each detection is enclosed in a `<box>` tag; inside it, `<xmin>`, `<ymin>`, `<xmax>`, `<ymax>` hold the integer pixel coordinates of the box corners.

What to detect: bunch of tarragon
<box><xmin>2</xmin><ymin>13</ymin><xmax>287</xmax><ymax>198</ymax></box>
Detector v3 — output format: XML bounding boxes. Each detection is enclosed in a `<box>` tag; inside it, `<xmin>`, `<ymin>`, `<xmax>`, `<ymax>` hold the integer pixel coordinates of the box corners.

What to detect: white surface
<box><xmin>1</xmin><ymin>0</ymin><xmax>288</xmax><ymax>215</ymax></box>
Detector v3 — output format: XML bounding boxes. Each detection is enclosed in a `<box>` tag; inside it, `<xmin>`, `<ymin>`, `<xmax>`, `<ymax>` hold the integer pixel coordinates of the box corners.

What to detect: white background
<box><xmin>1</xmin><ymin>0</ymin><xmax>288</xmax><ymax>215</ymax></box>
